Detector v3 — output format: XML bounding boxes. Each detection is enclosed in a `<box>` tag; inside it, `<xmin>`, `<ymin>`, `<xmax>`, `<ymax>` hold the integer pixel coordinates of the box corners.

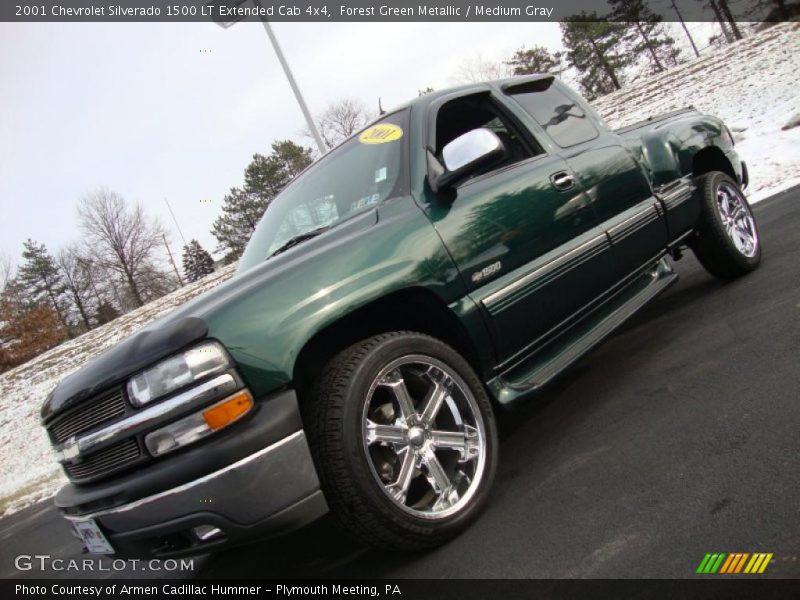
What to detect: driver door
<box><xmin>423</xmin><ymin>92</ymin><xmax>613</xmax><ymax>366</ymax></box>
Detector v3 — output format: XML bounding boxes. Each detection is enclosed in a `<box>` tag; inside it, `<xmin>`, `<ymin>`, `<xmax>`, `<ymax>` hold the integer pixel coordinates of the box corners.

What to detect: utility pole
<box><xmin>209</xmin><ymin>0</ymin><xmax>327</xmax><ymax>154</ymax></box>
<box><xmin>162</xmin><ymin>233</ymin><xmax>184</xmax><ymax>286</ymax></box>
<box><xmin>257</xmin><ymin>13</ymin><xmax>326</xmax><ymax>153</ymax></box>
<box><xmin>164</xmin><ymin>198</ymin><xmax>187</xmax><ymax>247</ymax></box>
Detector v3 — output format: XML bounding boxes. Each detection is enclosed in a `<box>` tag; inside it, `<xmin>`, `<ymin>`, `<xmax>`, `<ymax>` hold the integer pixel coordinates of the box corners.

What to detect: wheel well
<box><xmin>292</xmin><ymin>288</ymin><xmax>485</xmax><ymax>402</ymax></box>
<box><xmin>692</xmin><ymin>146</ymin><xmax>736</xmax><ymax>181</ymax></box>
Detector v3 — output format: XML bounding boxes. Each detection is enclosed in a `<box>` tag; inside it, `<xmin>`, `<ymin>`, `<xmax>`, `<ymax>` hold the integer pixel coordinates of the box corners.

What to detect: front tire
<box><xmin>690</xmin><ymin>171</ymin><xmax>761</xmax><ymax>280</ymax></box>
<box><xmin>304</xmin><ymin>332</ymin><xmax>498</xmax><ymax>550</ymax></box>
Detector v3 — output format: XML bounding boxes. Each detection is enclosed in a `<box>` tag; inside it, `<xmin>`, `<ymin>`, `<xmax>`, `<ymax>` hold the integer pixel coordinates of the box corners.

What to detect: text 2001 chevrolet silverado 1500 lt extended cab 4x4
<box><xmin>42</xmin><ymin>75</ymin><xmax>760</xmax><ymax>556</ymax></box>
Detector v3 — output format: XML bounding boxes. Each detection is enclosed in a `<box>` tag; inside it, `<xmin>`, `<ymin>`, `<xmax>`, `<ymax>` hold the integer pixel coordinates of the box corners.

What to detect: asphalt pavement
<box><xmin>2</xmin><ymin>186</ymin><xmax>798</xmax><ymax>579</ymax></box>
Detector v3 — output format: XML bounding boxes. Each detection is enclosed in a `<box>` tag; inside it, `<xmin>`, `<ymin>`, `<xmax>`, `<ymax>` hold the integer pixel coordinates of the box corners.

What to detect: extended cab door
<box><xmin>422</xmin><ymin>90</ymin><xmax>615</xmax><ymax>366</ymax></box>
<box><xmin>503</xmin><ymin>79</ymin><xmax>669</xmax><ymax>286</ymax></box>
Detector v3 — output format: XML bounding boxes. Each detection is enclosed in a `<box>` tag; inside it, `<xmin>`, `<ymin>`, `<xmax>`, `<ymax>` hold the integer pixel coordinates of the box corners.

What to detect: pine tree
<box><xmin>211</xmin><ymin>187</ymin><xmax>263</xmax><ymax>264</ymax></box>
<box><xmin>242</xmin><ymin>140</ymin><xmax>314</xmax><ymax>205</ymax></box>
<box><xmin>561</xmin><ymin>14</ymin><xmax>632</xmax><ymax>100</ymax></box>
<box><xmin>669</xmin><ymin>0</ymin><xmax>700</xmax><ymax>59</ymax></box>
<box><xmin>716</xmin><ymin>0</ymin><xmax>743</xmax><ymax>40</ymax></box>
<box><xmin>182</xmin><ymin>240</ymin><xmax>215</xmax><ymax>283</ymax></box>
<box><xmin>17</xmin><ymin>239</ymin><xmax>71</xmax><ymax>334</ymax></box>
<box><xmin>610</xmin><ymin>0</ymin><xmax>679</xmax><ymax>74</ymax></box>
<box><xmin>506</xmin><ymin>45</ymin><xmax>564</xmax><ymax>76</ymax></box>
<box><xmin>212</xmin><ymin>140</ymin><xmax>313</xmax><ymax>263</ymax></box>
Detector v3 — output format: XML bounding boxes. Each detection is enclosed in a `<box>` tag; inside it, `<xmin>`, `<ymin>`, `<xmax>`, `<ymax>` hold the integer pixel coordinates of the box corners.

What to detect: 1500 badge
<box><xmin>471</xmin><ymin>261</ymin><xmax>502</xmax><ymax>283</ymax></box>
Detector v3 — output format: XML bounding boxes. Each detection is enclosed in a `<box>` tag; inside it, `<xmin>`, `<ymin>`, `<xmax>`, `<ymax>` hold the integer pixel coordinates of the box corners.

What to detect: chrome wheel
<box><xmin>361</xmin><ymin>354</ymin><xmax>487</xmax><ymax>520</ymax></box>
<box><xmin>717</xmin><ymin>182</ymin><xmax>758</xmax><ymax>258</ymax></box>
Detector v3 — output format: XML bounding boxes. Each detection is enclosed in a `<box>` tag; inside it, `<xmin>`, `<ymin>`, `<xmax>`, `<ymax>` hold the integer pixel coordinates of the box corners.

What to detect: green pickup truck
<box><xmin>43</xmin><ymin>75</ymin><xmax>760</xmax><ymax>557</ymax></box>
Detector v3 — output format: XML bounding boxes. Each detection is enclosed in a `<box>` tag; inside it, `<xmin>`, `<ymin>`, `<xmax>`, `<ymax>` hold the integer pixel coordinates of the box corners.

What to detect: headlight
<box><xmin>127</xmin><ymin>341</ymin><xmax>231</xmax><ymax>407</ymax></box>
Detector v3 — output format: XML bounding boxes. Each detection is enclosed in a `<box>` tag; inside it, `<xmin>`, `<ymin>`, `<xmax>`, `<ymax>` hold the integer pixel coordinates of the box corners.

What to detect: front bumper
<box><xmin>56</xmin><ymin>389</ymin><xmax>328</xmax><ymax>557</ymax></box>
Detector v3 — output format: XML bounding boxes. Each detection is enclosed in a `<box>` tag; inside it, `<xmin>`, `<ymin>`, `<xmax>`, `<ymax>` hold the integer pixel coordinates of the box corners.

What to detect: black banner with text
<box><xmin>2</xmin><ymin>0</ymin><xmax>794</xmax><ymax>23</ymax></box>
<box><xmin>7</xmin><ymin>579</ymin><xmax>800</xmax><ymax>600</ymax></box>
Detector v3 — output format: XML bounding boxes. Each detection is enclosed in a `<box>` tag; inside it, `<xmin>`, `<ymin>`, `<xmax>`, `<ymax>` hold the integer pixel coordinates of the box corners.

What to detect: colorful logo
<box><xmin>697</xmin><ymin>552</ymin><xmax>773</xmax><ymax>574</ymax></box>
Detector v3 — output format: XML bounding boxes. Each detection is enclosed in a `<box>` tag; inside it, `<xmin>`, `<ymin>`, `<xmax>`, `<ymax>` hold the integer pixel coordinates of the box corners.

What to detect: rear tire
<box><xmin>690</xmin><ymin>171</ymin><xmax>761</xmax><ymax>280</ymax></box>
<box><xmin>303</xmin><ymin>331</ymin><xmax>497</xmax><ymax>550</ymax></box>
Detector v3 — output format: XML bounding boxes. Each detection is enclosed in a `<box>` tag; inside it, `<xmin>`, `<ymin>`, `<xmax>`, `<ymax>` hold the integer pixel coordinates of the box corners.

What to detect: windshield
<box><xmin>238</xmin><ymin>110</ymin><xmax>409</xmax><ymax>272</ymax></box>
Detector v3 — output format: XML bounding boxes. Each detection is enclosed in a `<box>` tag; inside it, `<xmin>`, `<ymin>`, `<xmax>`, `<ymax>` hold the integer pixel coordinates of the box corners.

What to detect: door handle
<box><xmin>550</xmin><ymin>171</ymin><xmax>575</xmax><ymax>191</ymax></box>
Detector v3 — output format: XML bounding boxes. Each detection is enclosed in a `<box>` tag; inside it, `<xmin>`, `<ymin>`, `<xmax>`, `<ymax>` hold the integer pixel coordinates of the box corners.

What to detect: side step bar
<box><xmin>489</xmin><ymin>258</ymin><xmax>678</xmax><ymax>406</ymax></box>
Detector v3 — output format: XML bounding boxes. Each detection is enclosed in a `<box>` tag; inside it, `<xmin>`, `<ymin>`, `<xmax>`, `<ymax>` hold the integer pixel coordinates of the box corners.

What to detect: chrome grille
<box><xmin>63</xmin><ymin>438</ymin><xmax>141</xmax><ymax>482</ymax></box>
<box><xmin>49</xmin><ymin>388</ymin><xmax>127</xmax><ymax>444</ymax></box>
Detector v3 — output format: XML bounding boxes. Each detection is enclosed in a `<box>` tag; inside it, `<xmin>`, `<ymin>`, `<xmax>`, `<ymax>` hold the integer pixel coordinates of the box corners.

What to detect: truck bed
<box><xmin>614</xmin><ymin>107</ymin><xmax>698</xmax><ymax>136</ymax></box>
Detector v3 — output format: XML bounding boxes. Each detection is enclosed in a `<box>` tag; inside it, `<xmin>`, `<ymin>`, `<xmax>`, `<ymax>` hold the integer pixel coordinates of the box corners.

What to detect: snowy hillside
<box><xmin>593</xmin><ymin>22</ymin><xmax>800</xmax><ymax>201</ymax></box>
<box><xmin>0</xmin><ymin>264</ymin><xmax>237</xmax><ymax>514</ymax></box>
<box><xmin>1</xmin><ymin>22</ymin><xmax>798</xmax><ymax>517</ymax></box>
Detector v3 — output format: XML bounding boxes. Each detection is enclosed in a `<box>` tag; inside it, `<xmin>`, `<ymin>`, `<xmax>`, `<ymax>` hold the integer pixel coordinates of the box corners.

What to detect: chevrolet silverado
<box><xmin>42</xmin><ymin>74</ymin><xmax>760</xmax><ymax>556</ymax></box>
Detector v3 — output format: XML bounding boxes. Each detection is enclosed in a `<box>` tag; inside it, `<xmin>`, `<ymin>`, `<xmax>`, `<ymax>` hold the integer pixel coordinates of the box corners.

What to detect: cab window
<box><xmin>506</xmin><ymin>79</ymin><xmax>599</xmax><ymax>148</ymax></box>
<box><xmin>434</xmin><ymin>94</ymin><xmax>543</xmax><ymax>181</ymax></box>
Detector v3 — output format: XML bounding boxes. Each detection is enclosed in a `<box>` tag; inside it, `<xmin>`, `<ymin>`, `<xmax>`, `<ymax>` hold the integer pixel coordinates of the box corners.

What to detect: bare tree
<box><xmin>75</xmin><ymin>253</ymin><xmax>125</xmax><ymax>318</ymax></box>
<box><xmin>56</xmin><ymin>246</ymin><xmax>94</xmax><ymax>331</ymax></box>
<box><xmin>451</xmin><ymin>54</ymin><xmax>512</xmax><ymax>84</ymax></box>
<box><xmin>309</xmin><ymin>98</ymin><xmax>374</xmax><ymax>150</ymax></box>
<box><xmin>75</xmin><ymin>255</ymin><xmax>106</xmax><ymax>310</ymax></box>
<box><xmin>137</xmin><ymin>261</ymin><xmax>181</xmax><ymax>300</ymax></box>
<box><xmin>77</xmin><ymin>188</ymin><xmax>169</xmax><ymax>308</ymax></box>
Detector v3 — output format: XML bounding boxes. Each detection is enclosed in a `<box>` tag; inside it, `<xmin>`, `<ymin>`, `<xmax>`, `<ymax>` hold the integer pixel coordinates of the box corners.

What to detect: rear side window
<box><xmin>507</xmin><ymin>79</ymin><xmax>599</xmax><ymax>148</ymax></box>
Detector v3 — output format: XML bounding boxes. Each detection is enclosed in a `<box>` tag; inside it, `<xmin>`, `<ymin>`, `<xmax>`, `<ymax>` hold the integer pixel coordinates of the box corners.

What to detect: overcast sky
<box><xmin>0</xmin><ymin>21</ymin><xmax>565</xmax><ymax>268</ymax></box>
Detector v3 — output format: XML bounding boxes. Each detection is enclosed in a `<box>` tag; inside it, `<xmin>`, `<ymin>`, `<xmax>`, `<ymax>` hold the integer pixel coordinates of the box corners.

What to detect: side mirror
<box><xmin>428</xmin><ymin>128</ymin><xmax>505</xmax><ymax>193</ymax></box>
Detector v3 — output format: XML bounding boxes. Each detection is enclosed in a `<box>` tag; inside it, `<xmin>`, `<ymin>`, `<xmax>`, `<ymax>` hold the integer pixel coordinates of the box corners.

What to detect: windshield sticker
<box><xmin>375</xmin><ymin>167</ymin><xmax>387</xmax><ymax>183</ymax></box>
<box><xmin>350</xmin><ymin>193</ymin><xmax>381</xmax><ymax>211</ymax></box>
<box><xmin>359</xmin><ymin>124</ymin><xmax>403</xmax><ymax>144</ymax></box>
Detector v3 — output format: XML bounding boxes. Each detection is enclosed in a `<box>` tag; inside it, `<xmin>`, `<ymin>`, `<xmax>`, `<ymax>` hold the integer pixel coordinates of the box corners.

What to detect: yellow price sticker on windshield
<box><xmin>359</xmin><ymin>124</ymin><xmax>403</xmax><ymax>144</ymax></box>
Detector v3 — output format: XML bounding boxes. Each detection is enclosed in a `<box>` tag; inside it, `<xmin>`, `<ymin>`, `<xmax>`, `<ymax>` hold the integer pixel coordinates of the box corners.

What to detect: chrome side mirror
<box><xmin>429</xmin><ymin>128</ymin><xmax>505</xmax><ymax>193</ymax></box>
<box><xmin>443</xmin><ymin>128</ymin><xmax>503</xmax><ymax>171</ymax></box>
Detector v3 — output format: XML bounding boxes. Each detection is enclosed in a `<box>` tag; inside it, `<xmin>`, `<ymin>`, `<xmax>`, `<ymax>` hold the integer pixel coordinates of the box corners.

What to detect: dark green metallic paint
<box><xmin>205</xmin><ymin>195</ymin><xmax>468</xmax><ymax>397</ymax></box>
<box><xmin>423</xmin><ymin>151</ymin><xmax>611</xmax><ymax>364</ymax></box>
<box><xmin>45</xmin><ymin>74</ymin><xmax>749</xmax><ymax>419</ymax></box>
<box><xmin>490</xmin><ymin>257</ymin><xmax>678</xmax><ymax>406</ymax></box>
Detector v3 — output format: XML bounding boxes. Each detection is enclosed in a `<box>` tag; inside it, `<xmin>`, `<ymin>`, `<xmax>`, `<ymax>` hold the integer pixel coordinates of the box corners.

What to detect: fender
<box><xmin>202</xmin><ymin>196</ymin><xmax>474</xmax><ymax>397</ymax></box>
<box><xmin>633</xmin><ymin>112</ymin><xmax>740</xmax><ymax>188</ymax></box>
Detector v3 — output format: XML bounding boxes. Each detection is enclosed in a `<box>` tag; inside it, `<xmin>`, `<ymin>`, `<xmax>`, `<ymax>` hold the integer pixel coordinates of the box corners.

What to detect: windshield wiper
<box><xmin>268</xmin><ymin>225</ymin><xmax>331</xmax><ymax>259</ymax></box>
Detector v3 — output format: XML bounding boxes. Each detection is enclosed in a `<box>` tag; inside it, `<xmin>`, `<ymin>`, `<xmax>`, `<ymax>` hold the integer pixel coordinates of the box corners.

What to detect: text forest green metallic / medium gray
<box><xmin>41</xmin><ymin>74</ymin><xmax>760</xmax><ymax>556</ymax></box>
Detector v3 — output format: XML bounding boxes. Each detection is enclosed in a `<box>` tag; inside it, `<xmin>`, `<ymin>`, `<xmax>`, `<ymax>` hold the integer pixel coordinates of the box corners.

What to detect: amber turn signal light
<box><xmin>202</xmin><ymin>390</ymin><xmax>254</xmax><ymax>430</ymax></box>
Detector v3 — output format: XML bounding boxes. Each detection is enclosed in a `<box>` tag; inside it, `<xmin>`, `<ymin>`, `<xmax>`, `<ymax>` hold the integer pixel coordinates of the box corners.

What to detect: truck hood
<box><xmin>41</xmin><ymin>316</ymin><xmax>209</xmax><ymax>422</ymax></box>
<box><xmin>41</xmin><ymin>210</ymin><xmax>378</xmax><ymax>422</ymax></box>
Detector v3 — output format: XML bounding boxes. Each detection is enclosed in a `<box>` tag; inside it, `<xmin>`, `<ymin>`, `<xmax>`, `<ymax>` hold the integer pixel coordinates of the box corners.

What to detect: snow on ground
<box><xmin>1</xmin><ymin>23</ymin><xmax>798</xmax><ymax>518</ymax></box>
<box><xmin>592</xmin><ymin>22</ymin><xmax>800</xmax><ymax>203</ymax></box>
<box><xmin>0</xmin><ymin>264</ymin><xmax>237</xmax><ymax>516</ymax></box>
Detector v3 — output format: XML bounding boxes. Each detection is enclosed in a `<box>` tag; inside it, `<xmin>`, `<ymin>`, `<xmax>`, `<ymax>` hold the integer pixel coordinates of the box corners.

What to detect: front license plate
<box><xmin>72</xmin><ymin>519</ymin><xmax>115</xmax><ymax>554</ymax></box>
